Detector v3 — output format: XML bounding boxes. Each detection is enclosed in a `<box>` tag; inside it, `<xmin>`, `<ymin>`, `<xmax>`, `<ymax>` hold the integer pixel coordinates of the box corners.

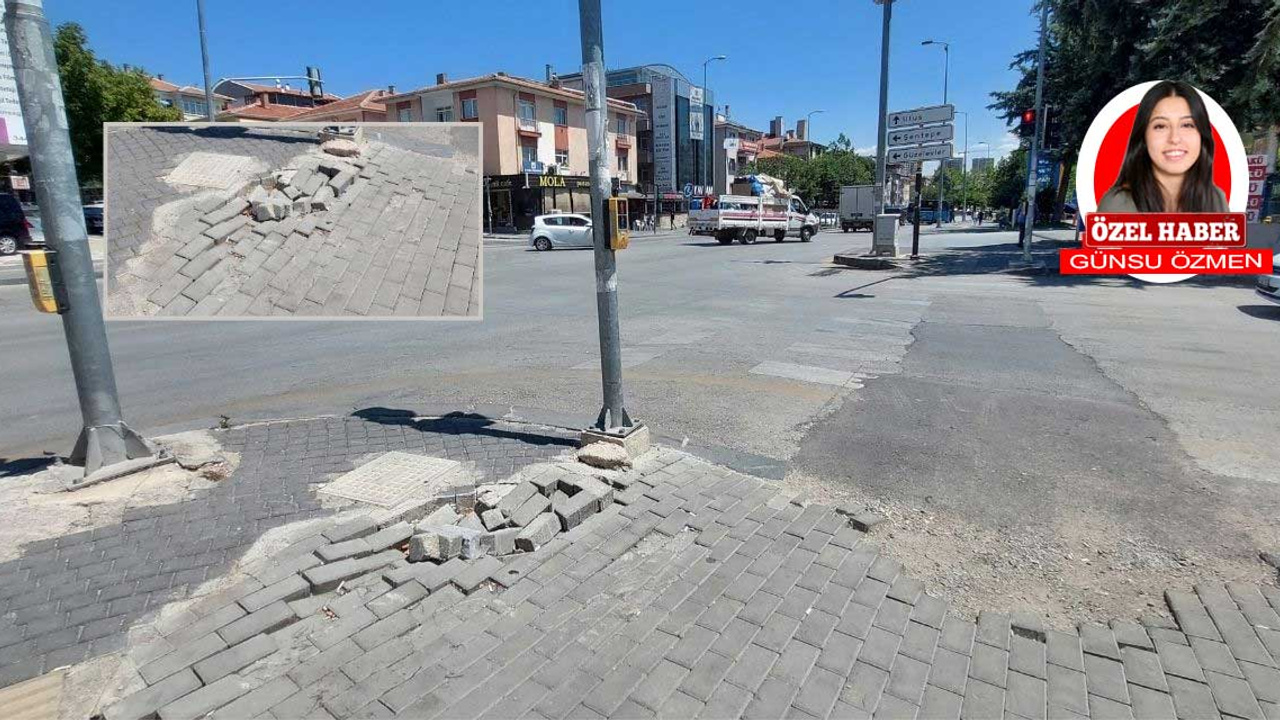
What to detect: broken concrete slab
<box><xmin>577</xmin><ymin>442</ymin><xmax>631</xmax><ymax>470</ymax></box>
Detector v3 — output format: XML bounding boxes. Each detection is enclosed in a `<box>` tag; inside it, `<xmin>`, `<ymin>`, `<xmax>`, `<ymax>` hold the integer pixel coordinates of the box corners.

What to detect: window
<box><xmin>180</xmin><ymin>98</ymin><xmax>207</xmax><ymax>115</ymax></box>
<box><xmin>435</xmin><ymin>106</ymin><xmax>453</xmax><ymax>122</ymax></box>
<box><xmin>542</xmin><ymin>217</ymin><xmax>563</xmax><ymax>226</ymax></box>
<box><xmin>397</xmin><ymin>105</ymin><xmax>411</xmax><ymax>122</ymax></box>
<box><xmin>555</xmin><ymin>149</ymin><xmax>569</xmax><ymax>167</ymax></box>
<box><xmin>567</xmin><ymin>217</ymin><xmax>589</xmax><ymax>227</ymax></box>
<box><xmin>521</xmin><ymin>144</ymin><xmax>538</xmax><ymax>167</ymax></box>
<box><xmin>617</xmin><ymin>153</ymin><xmax>628</xmax><ymax>174</ymax></box>
<box><xmin>616</xmin><ymin>115</ymin><xmax>629</xmax><ymax>135</ymax></box>
<box><xmin>461</xmin><ymin>97</ymin><xmax>478</xmax><ymax>119</ymax></box>
<box><xmin>554</xmin><ymin>104</ymin><xmax>568</xmax><ymax>126</ymax></box>
<box><xmin>518</xmin><ymin>98</ymin><xmax>536</xmax><ymax>122</ymax></box>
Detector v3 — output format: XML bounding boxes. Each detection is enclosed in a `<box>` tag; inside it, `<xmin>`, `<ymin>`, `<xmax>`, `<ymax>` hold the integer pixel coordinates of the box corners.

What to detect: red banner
<box><xmin>1061</xmin><ymin>248</ymin><xmax>1272</xmax><ymax>275</ymax></box>
<box><xmin>1083</xmin><ymin>213</ymin><xmax>1247</xmax><ymax>248</ymax></box>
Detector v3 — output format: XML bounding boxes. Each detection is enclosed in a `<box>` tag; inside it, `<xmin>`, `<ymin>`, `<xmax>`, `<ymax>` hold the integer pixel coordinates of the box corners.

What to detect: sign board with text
<box><xmin>887</xmin><ymin>124</ymin><xmax>953</xmax><ymax>147</ymax></box>
<box><xmin>1247</xmin><ymin>154</ymin><xmax>1267</xmax><ymax>222</ymax></box>
<box><xmin>886</xmin><ymin>142</ymin><xmax>953</xmax><ymax>163</ymax></box>
<box><xmin>887</xmin><ymin>104</ymin><xmax>954</xmax><ymax>128</ymax></box>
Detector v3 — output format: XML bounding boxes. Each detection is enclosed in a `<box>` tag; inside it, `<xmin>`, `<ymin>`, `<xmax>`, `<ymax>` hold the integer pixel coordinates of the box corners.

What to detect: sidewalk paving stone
<box><xmin>11</xmin><ymin>414</ymin><xmax>1280</xmax><ymax>720</ymax></box>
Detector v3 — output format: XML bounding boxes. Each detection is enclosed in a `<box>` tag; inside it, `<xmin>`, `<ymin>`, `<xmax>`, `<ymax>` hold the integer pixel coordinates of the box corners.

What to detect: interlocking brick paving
<box><xmin>0</xmin><ymin>413</ymin><xmax>574</xmax><ymax>688</ymax></box>
<box><xmin>86</xmin><ymin>427</ymin><xmax>1280</xmax><ymax>720</ymax></box>
<box><xmin>105</xmin><ymin>125</ymin><xmax>481</xmax><ymax>318</ymax></box>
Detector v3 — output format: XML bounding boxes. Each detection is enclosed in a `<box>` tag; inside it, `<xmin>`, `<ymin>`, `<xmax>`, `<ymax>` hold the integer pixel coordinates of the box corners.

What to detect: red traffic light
<box><xmin>1021</xmin><ymin>109</ymin><xmax>1036</xmax><ymax>124</ymax></box>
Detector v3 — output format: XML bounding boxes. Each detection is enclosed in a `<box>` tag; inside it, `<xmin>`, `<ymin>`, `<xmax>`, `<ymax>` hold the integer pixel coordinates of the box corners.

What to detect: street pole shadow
<box><xmin>351</xmin><ymin>407</ymin><xmax>578</xmax><ymax>448</ymax></box>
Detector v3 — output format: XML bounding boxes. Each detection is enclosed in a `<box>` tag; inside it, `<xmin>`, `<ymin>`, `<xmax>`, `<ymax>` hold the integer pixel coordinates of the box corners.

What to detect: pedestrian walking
<box><xmin>1015</xmin><ymin>202</ymin><xmax>1027</xmax><ymax>247</ymax></box>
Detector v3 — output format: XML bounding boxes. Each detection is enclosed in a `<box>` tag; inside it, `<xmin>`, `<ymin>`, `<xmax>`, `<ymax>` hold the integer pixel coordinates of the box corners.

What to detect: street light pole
<box><xmin>578</xmin><ymin>0</ymin><xmax>633</xmax><ymax>435</ymax></box>
<box><xmin>701</xmin><ymin>55</ymin><xmax>726</xmax><ymax>196</ymax></box>
<box><xmin>805</xmin><ymin>109</ymin><xmax>824</xmax><ymax>152</ymax></box>
<box><xmin>196</xmin><ymin>0</ymin><xmax>215</xmax><ymax>122</ymax></box>
<box><xmin>956</xmin><ymin>110</ymin><xmax>969</xmax><ymax>221</ymax></box>
<box><xmin>1022</xmin><ymin>0</ymin><xmax>1049</xmax><ymax>265</ymax></box>
<box><xmin>7</xmin><ymin>0</ymin><xmax>159</xmax><ymax>482</ymax></box>
<box><xmin>922</xmin><ymin>39</ymin><xmax>949</xmax><ymax>227</ymax></box>
<box><xmin>873</xmin><ymin>0</ymin><xmax>893</xmax><ymax>218</ymax></box>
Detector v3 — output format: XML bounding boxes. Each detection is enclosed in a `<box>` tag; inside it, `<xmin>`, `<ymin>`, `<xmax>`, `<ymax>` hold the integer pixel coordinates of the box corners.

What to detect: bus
<box><xmin>910</xmin><ymin>200</ymin><xmax>953</xmax><ymax>224</ymax></box>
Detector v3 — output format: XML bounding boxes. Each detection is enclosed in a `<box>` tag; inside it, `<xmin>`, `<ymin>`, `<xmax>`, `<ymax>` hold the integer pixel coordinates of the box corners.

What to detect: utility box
<box><xmin>871</xmin><ymin>214</ymin><xmax>899</xmax><ymax>256</ymax></box>
<box><xmin>608</xmin><ymin>197</ymin><xmax>630</xmax><ymax>250</ymax></box>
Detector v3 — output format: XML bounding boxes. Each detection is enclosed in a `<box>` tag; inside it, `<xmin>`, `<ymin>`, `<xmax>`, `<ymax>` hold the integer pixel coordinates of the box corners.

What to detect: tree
<box><xmin>746</xmin><ymin>140</ymin><xmax>873</xmax><ymax>209</ymax></box>
<box><xmin>988</xmin><ymin>0</ymin><xmax>1279</xmax><ymax>221</ymax></box>
<box><xmin>54</xmin><ymin>23</ymin><xmax>180</xmax><ymax>184</ymax></box>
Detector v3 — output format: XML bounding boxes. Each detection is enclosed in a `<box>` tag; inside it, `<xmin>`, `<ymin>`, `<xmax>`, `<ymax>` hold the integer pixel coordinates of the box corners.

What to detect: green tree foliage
<box><xmin>988</xmin><ymin>0</ymin><xmax>1279</xmax><ymax>219</ymax></box>
<box><xmin>746</xmin><ymin>134</ymin><xmax>873</xmax><ymax>208</ymax></box>
<box><xmin>54</xmin><ymin>22</ymin><xmax>180</xmax><ymax>183</ymax></box>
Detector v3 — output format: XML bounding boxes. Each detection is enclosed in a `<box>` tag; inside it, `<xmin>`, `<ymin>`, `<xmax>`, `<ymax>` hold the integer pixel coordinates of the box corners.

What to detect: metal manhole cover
<box><xmin>165</xmin><ymin>152</ymin><xmax>264</xmax><ymax>189</ymax></box>
<box><xmin>319</xmin><ymin>451</ymin><xmax>461</xmax><ymax>508</ymax></box>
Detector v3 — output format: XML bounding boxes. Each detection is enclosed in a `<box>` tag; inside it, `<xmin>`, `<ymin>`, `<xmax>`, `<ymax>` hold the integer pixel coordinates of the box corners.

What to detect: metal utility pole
<box><xmin>700</xmin><ymin>55</ymin><xmax>726</xmax><ymax>196</ymax></box>
<box><xmin>922</xmin><ymin>39</ymin><xmax>949</xmax><ymax>227</ymax></box>
<box><xmin>872</xmin><ymin>0</ymin><xmax>893</xmax><ymax>217</ymax></box>
<box><xmin>1022</xmin><ymin>0</ymin><xmax>1049</xmax><ymax>265</ymax></box>
<box><xmin>196</xmin><ymin>0</ymin><xmax>215</xmax><ymax>121</ymax></box>
<box><xmin>7</xmin><ymin>0</ymin><xmax>159</xmax><ymax>482</ymax></box>
<box><xmin>956</xmin><ymin>110</ymin><xmax>969</xmax><ymax>221</ymax></box>
<box><xmin>578</xmin><ymin>0</ymin><xmax>633</xmax><ymax>434</ymax></box>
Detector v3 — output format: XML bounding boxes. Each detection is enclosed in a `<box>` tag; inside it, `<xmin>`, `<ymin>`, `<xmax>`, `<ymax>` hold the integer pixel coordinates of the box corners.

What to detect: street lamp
<box><xmin>701</xmin><ymin>54</ymin><xmax>726</xmax><ymax>196</ymax></box>
<box><xmin>805</xmin><ymin>110</ymin><xmax>824</xmax><ymax>155</ymax></box>
<box><xmin>922</xmin><ymin>39</ymin><xmax>950</xmax><ymax>227</ymax></box>
<box><xmin>955</xmin><ymin>110</ymin><xmax>969</xmax><ymax>221</ymax></box>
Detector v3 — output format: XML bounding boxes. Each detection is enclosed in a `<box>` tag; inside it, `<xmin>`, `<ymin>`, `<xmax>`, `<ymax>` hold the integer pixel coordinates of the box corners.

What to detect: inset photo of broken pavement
<box><xmin>104</xmin><ymin>123</ymin><xmax>482</xmax><ymax>319</ymax></box>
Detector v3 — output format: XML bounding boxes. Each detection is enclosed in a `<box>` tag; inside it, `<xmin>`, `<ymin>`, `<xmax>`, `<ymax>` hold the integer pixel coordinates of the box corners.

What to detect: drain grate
<box><xmin>319</xmin><ymin>451</ymin><xmax>461</xmax><ymax>508</ymax></box>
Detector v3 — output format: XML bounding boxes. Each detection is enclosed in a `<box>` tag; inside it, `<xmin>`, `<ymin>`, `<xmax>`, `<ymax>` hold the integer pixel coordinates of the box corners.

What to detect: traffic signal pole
<box><xmin>872</xmin><ymin>0</ymin><xmax>892</xmax><ymax>218</ymax></box>
<box><xmin>7</xmin><ymin>0</ymin><xmax>161</xmax><ymax>484</ymax></box>
<box><xmin>1021</xmin><ymin>0</ymin><xmax>1049</xmax><ymax>265</ymax></box>
<box><xmin>578</xmin><ymin>0</ymin><xmax>634</xmax><ymax>437</ymax></box>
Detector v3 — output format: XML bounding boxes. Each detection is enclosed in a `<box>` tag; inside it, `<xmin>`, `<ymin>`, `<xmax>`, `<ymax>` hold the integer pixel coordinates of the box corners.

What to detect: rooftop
<box><xmin>379</xmin><ymin>73</ymin><xmax>644</xmax><ymax>114</ymax></box>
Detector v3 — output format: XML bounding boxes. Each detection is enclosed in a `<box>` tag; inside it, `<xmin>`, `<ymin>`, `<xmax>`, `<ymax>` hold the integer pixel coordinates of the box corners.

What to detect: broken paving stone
<box><xmin>408</xmin><ymin>527</ymin><xmax>465</xmax><ymax>562</ymax></box>
<box><xmin>510</xmin><ymin>493</ymin><xmax>552</xmax><ymax>528</ymax></box>
<box><xmin>458</xmin><ymin>513</ymin><xmax>485</xmax><ymax>532</ymax></box>
<box><xmin>491</xmin><ymin>528</ymin><xmax>521</xmax><ymax>556</ymax></box>
<box><xmin>577</xmin><ymin>442</ymin><xmax>631</xmax><ymax>470</ymax></box>
<box><xmin>497</xmin><ymin>482</ymin><xmax>539</xmax><ymax>517</ymax></box>
<box><xmin>310</xmin><ymin>185</ymin><xmax>336</xmax><ymax>212</ymax></box>
<box><xmin>554</xmin><ymin>491</ymin><xmax>599</xmax><ymax>532</ymax></box>
<box><xmin>476</xmin><ymin>486</ymin><xmax>509</xmax><ymax>513</ymax></box>
<box><xmin>461</xmin><ymin>532</ymin><xmax>492</xmax><ymax>560</ymax></box>
<box><xmin>329</xmin><ymin>169</ymin><xmax>357</xmax><ymax>195</ymax></box>
<box><xmin>851</xmin><ymin>511</ymin><xmax>887</xmax><ymax>533</ymax></box>
<box><xmin>1261</xmin><ymin>551</ymin><xmax>1280</xmax><ymax>569</ymax></box>
<box><xmin>515</xmin><ymin>513</ymin><xmax>559</xmax><ymax>552</ymax></box>
<box><xmin>416</xmin><ymin>505</ymin><xmax>459</xmax><ymax>531</ymax></box>
<box><xmin>321</xmin><ymin>139</ymin><xmax>361</xmax><ymax>158</ymax></box>
<box><xmin>480</xmin><ymin>509</ymin><xmax>507</xmax><ymax>531</ymax></box>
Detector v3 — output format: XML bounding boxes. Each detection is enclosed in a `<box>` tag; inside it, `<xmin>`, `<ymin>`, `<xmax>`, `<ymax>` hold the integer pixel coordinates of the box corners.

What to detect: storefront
<box><xmin>484</xmin><ymin>173</ymin><xmax>593</xmax><ymax>233</ymax></box>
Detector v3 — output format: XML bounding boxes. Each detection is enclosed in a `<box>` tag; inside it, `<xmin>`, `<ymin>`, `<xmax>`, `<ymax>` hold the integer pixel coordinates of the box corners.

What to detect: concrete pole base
<box><xmin>68</xmin><ymin>421</ymin><xmax>167</xmax><ymax>485</ymax></box>
<box><xmin>580</xmin><ymin>422</ymin><xmax>651</xmax><ymax>459</ymax></box>
<box><xmin>68</xmin><ymin>453</ymin><xmax>176</xmax><ymax>491</ymax></box>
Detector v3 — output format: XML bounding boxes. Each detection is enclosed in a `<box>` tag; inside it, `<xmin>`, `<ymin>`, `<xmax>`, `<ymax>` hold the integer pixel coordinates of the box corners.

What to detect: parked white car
<box><xmin>529</xmin><ymin>213</ymin><xmax>593</xmax><ymax>250</ymax></box>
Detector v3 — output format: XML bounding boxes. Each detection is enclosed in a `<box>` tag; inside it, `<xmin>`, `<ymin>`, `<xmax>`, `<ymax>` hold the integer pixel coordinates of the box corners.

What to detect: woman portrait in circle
<box><xmin>1099</xmin><ymin>80</ymin><xmax>1228</xmax><ymax>213</ymax></box>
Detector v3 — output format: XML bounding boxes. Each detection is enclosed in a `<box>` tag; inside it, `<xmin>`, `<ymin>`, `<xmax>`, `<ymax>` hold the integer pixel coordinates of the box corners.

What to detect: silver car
<box><xmin>529</xmin><ymin>213</ymin><xmax>593</xmax><ymax>250</ymax></box>
<box><xmin>1258</xmin><ymin>272</ymin><xmax>1280</xmax><ymax>306</ymax></box>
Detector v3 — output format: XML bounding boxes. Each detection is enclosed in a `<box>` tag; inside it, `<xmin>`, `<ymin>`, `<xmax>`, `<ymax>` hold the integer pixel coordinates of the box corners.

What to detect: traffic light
<box><xmin>1017</xmin><ymin>108</ymin><xmax>1037</xmax><ymax>138</ymax></box>
<box><xmin>1042</xmin><ymin>106</ymin><xmax>1063</xmax><ymax>150</ymax></box>
<box><xmin>306</xmin><ymin>66</ymin><xmax>324</xmax><ymax>99</ymax></box>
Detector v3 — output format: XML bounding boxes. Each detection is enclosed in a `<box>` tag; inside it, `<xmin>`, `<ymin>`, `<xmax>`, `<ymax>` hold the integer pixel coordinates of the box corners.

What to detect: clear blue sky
<box><xmin>51</xmin><ymin>0</ymin><xmax>1039</xmax><ymax>165</ymax></box>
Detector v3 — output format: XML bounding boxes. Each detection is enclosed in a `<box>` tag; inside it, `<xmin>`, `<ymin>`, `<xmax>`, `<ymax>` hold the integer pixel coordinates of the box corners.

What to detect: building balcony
<box><xmin>616</xmin><ymin>135</ymin><xmax>632</xmax><ymax>149</ymax></box>
<box><xmin>517</xmin><ymin>117</ymin><xmax>540</xmax><ymax>137</ymax></box>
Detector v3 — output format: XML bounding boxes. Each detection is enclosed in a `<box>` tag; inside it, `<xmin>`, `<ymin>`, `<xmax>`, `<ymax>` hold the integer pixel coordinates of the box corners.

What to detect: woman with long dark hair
<box><xmin>1099</xmin><ymin>81</ymin><xmax>1227</xmax><ymax>213</ymax></box>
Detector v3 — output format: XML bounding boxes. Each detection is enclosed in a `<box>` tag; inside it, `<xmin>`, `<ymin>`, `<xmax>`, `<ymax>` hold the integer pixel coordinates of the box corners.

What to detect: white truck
<box><xmin>688</xmin><ymin>194</ymin><xmax>820</xmax><ymax>245</ymax></box>
<box><xmin>839</xmin><ymin>184</ymin><xmax>876</xmax><ymax>232</ymax></box>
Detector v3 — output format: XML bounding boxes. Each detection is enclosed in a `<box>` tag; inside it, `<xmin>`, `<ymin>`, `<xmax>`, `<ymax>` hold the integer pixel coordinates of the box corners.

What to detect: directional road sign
<box><xmin>887</xmin><ymin>124</ymin><xmax>954</xmax><ymax>147</ymax></box>
<box><xmin>886</xmin><ymin>142</ymin><xmax>953</xmax><ymax>163</ymax></box>
<box><xmin>887</xmin><ymin>104</ymin><xmax>954</xmax><ymax>128</ymax></box>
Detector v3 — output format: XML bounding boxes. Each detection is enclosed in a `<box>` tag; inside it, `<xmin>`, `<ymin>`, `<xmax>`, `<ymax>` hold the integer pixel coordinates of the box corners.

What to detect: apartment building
<box><xmin>379</xmin><ymin>72</ymin><xmax>643</xmax><ymax>232</ymax></box>
<box><xmin>149</xmin><ymin>77</ymin><xmax>231</xmax><ymax>120</ymax></box>
<box><xmin>714</xmin><ymin>111</ymin><xmax>764</xmax><ymax>194</ymax></box>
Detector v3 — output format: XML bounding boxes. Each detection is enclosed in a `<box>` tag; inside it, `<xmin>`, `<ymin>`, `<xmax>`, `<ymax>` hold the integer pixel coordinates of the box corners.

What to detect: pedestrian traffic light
<box><xmin>1018</xmin><ymin>109</ymin><xmax>1037</xmax><ymax>138</ymax></box>
<box><xmin>306</xmin><ymin>66</ymin><xmax>323</xmax><ymax>100</ymax></box>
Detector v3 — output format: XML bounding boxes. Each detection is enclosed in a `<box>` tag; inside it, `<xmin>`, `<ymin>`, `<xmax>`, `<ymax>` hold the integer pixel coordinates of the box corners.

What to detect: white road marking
<box><xmin>749</xmin><ymin>360</ymin><xmax>863</xmax><ymax>387</ymax></box>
